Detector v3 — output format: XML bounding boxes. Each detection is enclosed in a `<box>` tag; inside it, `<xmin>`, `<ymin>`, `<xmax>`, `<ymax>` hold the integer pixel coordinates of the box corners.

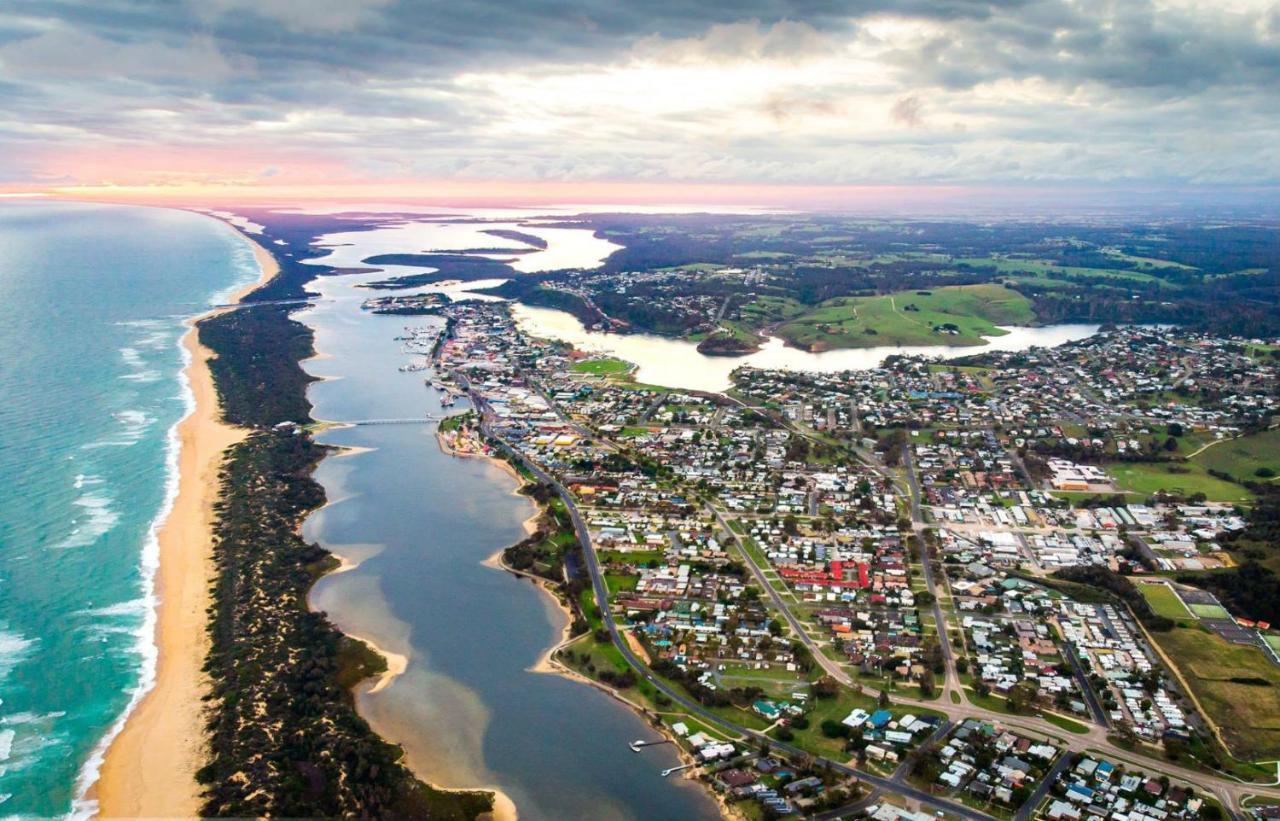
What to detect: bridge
<box><xmin>213</xmin><ymin>297</ymin><xmax>317</xmax><ymax>310</ymax></box>
<box><xmin>342</xmin><ymin>418</ymin><xmax>438</xmax><ymax>426</ymax></box>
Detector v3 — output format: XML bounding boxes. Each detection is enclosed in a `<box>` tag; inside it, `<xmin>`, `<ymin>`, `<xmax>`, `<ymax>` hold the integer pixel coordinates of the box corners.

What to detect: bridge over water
<box><xmin>319</xmin><ymin>418</ymin><xmax>439</xmax><ymax>427</ymax></box>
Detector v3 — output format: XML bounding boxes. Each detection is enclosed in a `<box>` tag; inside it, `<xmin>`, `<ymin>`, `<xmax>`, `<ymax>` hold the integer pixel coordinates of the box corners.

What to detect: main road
<box><xmin>479</xmin><ymin>415</ymin><xmax>994</xmax><ymax>820</ymax></box>
<box><xmin>707</xmin><ymin>504</ymin><xmax>856</xmax><ymax>687</ymax></box>
<box><xmin>456</xmin><ymin>361</ymin><xmax>1277</xmax><ymax>818</ymax></box>
<box><xmin>901</xmin><ymin>445</ymin><xmax>961</xmax><ymax>701</ymax></box>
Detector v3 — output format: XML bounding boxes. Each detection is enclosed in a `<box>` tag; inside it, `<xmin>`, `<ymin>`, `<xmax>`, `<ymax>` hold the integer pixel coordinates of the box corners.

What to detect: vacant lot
<box><xmin>1106</xmin><ymin>462</ymin><xmax>1254</xmax><ymax>504</ymax></box>
<box><xmin>1191</xmin><ymin>429</ymin><xmax>1280</xmax><ymax>483</ymax></box>
<box><xmin>1154</xmin><ymin>624</ymin><xmax>1280</xmax><ymax>760</ymax></box>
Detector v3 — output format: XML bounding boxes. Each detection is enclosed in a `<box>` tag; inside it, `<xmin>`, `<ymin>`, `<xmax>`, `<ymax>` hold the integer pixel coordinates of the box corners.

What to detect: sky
<box><xmin>1</xmin><ymin>0</ymin><xmax>1278</xmax><ymax>205</ymax></box>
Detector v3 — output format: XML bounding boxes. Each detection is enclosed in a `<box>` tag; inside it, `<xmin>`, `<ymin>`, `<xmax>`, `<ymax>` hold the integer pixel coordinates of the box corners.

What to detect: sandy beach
<box><xmin>91</xmin><ymin>227</ymin><xmax>278</xmax><ymax>817</ymax></box>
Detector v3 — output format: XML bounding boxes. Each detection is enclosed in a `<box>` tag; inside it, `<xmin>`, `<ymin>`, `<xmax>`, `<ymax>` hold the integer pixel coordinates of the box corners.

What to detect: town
<box><xmin>427</xmin><ymin>300</ymin><xmax>1278</xmax><ymax>820</ymax></box>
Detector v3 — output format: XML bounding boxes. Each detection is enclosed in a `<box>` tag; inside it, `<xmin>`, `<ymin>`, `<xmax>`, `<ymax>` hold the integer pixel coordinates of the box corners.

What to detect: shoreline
<box><xmin>296</xmin><ymin>319</ymin><xmax>523</xmax><ymax>821</ymax></box>
<box><xmin>488</xmin><ymin>536</ymin><xmax>730</xmax><ymax>817</ymax></box>
<box><xmin>90</xmin><ymin>226</ymin><xmax>278</xmax><ymax>816</ymax></box>
<box><xmin>439</xmin><ymin>402</ymin><xmax>730</xmax><ymax>815</ymax></box>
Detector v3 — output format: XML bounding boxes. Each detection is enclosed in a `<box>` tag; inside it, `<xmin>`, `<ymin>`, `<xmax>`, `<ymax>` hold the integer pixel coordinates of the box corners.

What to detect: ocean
<box><xmin>0</xmin><ymin>201</ymin><xmax>259</xmax><ymax>815</ymax></box>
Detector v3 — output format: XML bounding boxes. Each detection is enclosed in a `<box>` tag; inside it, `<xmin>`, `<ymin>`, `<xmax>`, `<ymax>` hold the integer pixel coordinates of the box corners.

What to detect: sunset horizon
<box><xmin>4</xmin><ymin>2</ymin><xmax>1278</xmax><ymax>209</ymax></box>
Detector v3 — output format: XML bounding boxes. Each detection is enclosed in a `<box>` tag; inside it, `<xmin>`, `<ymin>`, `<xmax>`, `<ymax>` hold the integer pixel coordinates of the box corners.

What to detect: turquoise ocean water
<box><xmin>0</xmin><ymin>201</ymin><xmax>258</xmax><ymax>815</ymax></box>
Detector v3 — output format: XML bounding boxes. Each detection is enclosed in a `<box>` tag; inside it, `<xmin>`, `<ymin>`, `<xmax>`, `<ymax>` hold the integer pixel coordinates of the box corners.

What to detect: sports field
<box><xmin>1136</xmin><ymin>582</ymin><xmax>1195</xmax><ymax>620</ymax></box>
<box><xmin>1106</xmin><ymin>462</ymin><xmax>1254</xmax><ymax>504</ymax></box>
<box><xmin>571</xmin><ymin>357</ymin><xmax>632</xmax><ymax>376</ymax></box>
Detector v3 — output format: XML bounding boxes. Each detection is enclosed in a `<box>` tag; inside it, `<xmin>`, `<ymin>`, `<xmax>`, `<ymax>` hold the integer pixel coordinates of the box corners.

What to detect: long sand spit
<box><xmin>91</xmin><ymin>232</ymin><xmax>278</xmax><ymax>817</ymax></box>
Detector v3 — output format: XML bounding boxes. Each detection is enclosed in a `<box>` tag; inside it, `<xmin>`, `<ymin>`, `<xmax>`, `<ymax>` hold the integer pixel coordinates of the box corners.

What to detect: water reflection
<box><xmin>512</xmin><ymin>303</ymin><xmax>1100</xmax><ymax>392</ymax></box>
<box><xmin>295</xmin><ymin>222</ymin><xmax>718</xmax><ymax>820</ymax></box>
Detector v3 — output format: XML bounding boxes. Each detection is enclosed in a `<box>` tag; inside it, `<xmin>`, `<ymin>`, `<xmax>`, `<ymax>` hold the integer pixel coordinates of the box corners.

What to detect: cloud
<box><xmin>0</xmin><ymin>28</ymin><xmax>236</xmax><ymax>82</ymax></box>
<box><xmin>0</xmin><ymin>0</ymin><xmax>1277</xmax><ymax>190</ymax></box>
<box><xmin>632</xmin><ymin>19</ymin><xmax>846</xmax><ymax>64</ymax></box>
<box><xmin>889</xmin><ymin>94</ymin><xmax>924</xmax><ymax>127</ymax></box>
<box><xmin>194</xmin><ymin>0</ymin><xmax>395</xmax><ymax>33</ymax></box>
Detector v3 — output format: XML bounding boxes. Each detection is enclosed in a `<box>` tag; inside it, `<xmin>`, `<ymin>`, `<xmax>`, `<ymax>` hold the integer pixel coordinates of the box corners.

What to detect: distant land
<box><xmin>355</xmin><ymin>213</ymin><xmax>1280</xmax><ymax>353</ymax></box>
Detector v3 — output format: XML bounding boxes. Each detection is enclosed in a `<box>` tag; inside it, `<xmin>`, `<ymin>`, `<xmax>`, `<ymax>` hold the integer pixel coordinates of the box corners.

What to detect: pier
<box><xmin>628</xmin><ymin>738</ymin><xmax>673</xmax><ymax>752</ymax></box>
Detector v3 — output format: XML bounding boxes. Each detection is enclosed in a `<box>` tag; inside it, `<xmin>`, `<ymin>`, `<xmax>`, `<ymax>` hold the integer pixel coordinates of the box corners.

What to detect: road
<box><xmin>1060</xmin><ymin>642</ymin><xmax>1110</xmax><ymax>728</ymax></box>
<box><xmin>1014</xmin><ymin>752</ymin><xmax>1077</xmax><ymax>821</ymax></box>
<box><xmin>639</xmin><ymin>393</ymin><xmax>667</xmax><ymax>424</ymax></box>
<box><xmin>457</xmin><ymin>364</ymin><xmax>1280</xmax><ymax>817</ymax></box>
<box><xmin>486</xmin><ymin>423</ymin><xmax>994</xmax><ymax>819</ymax></box>
<box><xmin>901</xmin><ymin>445</ymin><xmax>961</xmax><ymax>702</ymax></box>
<box><xmin>708</xmin><ymin>505</ymin><xmax>854</xmax><ymax>687</ymax></box>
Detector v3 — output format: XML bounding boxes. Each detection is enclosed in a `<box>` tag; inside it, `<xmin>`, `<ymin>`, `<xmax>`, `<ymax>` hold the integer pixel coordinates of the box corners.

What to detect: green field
<box><xmin>1136</xmin><ymin>582</ymin><xmax>1195</xmax><ymax>620</ymax></box>
<box><xmin>1098</xmin><ymin>248</ymin><xmax>1198</xmax><ymax>271</ymax></box>
<box><xmin>693</xmin><ymin>319</ymin><xmax>765</xmax><ymax>349</ymax></box>
<box><xmin>1153</xmin><ymin>624</ymin><xmax>1280</xmax><ymax>760</ymax></box>
<box><xmin>597</xmin><ymin>549</ymin><xmax>665</xmax><ymax>565</ymax></box>
<box><xmin>951</xmin><ymin>256</ymin><xmax>1165</xmax><ymax>284</ymax></box>
<box><xmin>1106</xmin><ymin>462</ymin><xmax>1254</xmax><ymax>504</ymax></box>
<box><xmin>775</xmin><ymin>284</ymin><xmax>1035</xmax><ymax>351</ymax></box>
<box><xmin>605</xmin><ymin>573</ymin><xmax>639</xmax><ymax>593</ymax></box>
<box><xmin>1042</xmin><ymin>712</ymin><xmax>1089</xmax><ymax>734</ymax></box>
<box><xmin>1190</xmin><ymin>603</ymin><xmax>1232</xmax><ymax>620</ymax></box>
<box><xmin>571</xmin><ymin>357</ymin><xmax>632</xmax><ymax>376</ymax></box>
<box><xmin>738</xmin><ymin>295</ymin><xmax>805</xmax><ymax>326</ymax></box>
<box><xmin>1191</xmin><ymin>429</ymin><xmax>1280</xmax><ymax>483</ymax></box>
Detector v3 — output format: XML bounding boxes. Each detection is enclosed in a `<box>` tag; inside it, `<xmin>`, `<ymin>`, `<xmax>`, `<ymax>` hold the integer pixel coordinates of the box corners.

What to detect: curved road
<box><xmin>479</xmin><ymin>417</ymin><xmax>992</xmax><ymax>819</ymax></box>
<box><xmin>463</xmin><ymin>371</ymin><xmax>1280</xmax><ymax>818</ymax></box>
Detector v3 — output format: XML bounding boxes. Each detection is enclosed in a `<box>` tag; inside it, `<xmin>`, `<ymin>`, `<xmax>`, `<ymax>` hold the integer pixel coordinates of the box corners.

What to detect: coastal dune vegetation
<box><xmin>193</xmin><ymin>295</ymin><xmax>491</xmax><ymax>814</ymax></box>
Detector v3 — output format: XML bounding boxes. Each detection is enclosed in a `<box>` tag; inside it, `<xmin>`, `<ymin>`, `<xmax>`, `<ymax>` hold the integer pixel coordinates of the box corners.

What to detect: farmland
<box><xmin>773</xmin><ymin>284</ymin><xmax>1035</xmax><ymax>351</ymax></box>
